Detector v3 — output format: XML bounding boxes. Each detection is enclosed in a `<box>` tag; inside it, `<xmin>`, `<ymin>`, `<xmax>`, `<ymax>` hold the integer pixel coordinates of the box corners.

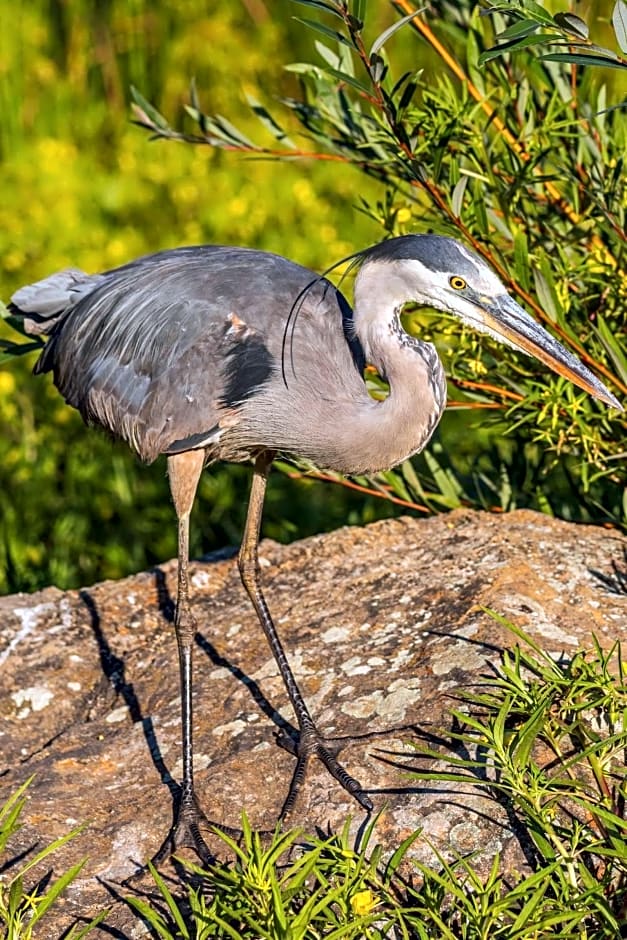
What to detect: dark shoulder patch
<box><xmin>220</xmin><ymin>331</ymin><xmax>274</xmax><ymax>407</ymax></box>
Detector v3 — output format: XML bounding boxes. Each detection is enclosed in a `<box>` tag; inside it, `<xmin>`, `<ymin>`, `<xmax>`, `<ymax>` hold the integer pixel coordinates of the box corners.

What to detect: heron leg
<box><xmin>146</xmin><ymin>450</ymin><xmax>213</xmax><ymax>868</ymax></box>
<box><xmin>239</xmin><ymin>452</ymin><xmax>373</xmax><ymax>820</ymax></box>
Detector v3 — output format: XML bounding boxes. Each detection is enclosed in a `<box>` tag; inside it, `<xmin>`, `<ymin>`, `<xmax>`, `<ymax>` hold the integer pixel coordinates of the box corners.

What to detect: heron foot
<box><xmin>277</xmin><ymin>723</ymin><xmax>373</xmax><ymax>820</ymax></box>
<box><xmin>122</xmin><ymin>791</ymin><xmax>216</xmax><ymax>885</ymax></box>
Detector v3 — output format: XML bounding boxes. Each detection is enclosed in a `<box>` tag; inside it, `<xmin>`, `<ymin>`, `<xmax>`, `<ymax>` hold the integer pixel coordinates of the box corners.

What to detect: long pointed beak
<box><xmin>480</xmin><ymin>295</ymin><xmax>623</xmax><ymax>410</ymax></box>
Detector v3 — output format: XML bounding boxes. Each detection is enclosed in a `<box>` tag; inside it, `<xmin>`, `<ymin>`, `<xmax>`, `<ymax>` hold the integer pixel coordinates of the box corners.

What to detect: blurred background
<box><xmin>1</xmin><ymin>0</ymin><xmax>394</xmax><ymax>592</ymax></box>
<box><xmin>0</xmin><ymin>0</ymin><xmax>624</xmax><ymax>594</ymax></box>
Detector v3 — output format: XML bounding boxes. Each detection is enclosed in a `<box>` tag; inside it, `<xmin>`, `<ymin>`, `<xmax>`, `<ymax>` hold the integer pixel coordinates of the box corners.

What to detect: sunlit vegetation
<box><xmin>0</xmin><ymin>0</ymin><xmax>389</xmax><ymax>592</ymax></box>
<box><xmin>1</xmin><ymin>0</ymin><xmax>625</xmax><ymax>594</ymax></box>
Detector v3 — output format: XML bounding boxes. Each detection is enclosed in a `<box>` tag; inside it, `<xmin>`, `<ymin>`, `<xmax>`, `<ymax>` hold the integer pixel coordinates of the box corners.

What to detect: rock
<box><xmin>0</xmin><ymin>509</ymin><xmax>625</xmax><ymax>935</ymax></box>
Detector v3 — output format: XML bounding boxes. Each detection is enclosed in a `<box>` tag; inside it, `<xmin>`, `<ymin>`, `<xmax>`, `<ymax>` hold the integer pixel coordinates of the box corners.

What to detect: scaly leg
<box><xmin>239</xmin><ymin>452</ymin><xmax>373</xmax><ymax>819</ymax></box>
<box><xmin>147</xmin><ymin>449</ymin><xmax>214</xmax><ymax>867</ymax></box>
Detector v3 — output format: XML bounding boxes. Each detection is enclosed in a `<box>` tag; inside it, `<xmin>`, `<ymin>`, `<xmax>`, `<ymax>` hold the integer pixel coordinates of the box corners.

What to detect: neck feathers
<box><xmin>220</xmin><ymin>261</ymin><xmax>447</xmax><ymax>474</ymax></box>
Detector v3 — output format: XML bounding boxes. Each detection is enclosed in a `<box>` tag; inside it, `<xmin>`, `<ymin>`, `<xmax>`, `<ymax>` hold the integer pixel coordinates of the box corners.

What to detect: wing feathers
<box><xmin>11</xmin><ymin>246</ymin><xmax>356</xmax><ymax>463</ymax></box>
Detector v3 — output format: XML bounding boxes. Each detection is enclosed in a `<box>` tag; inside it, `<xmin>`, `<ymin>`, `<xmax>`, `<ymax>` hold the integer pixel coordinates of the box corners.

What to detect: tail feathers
<box><xmin>10</xmin><ymin>268</ymin><xmax>102</xmax><ymax>335</ymax></box>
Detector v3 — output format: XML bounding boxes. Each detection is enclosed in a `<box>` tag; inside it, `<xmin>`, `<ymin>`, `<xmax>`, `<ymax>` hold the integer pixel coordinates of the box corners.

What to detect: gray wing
<box><xmin>17</xmin><ymin>246</ymin><xmax>357</xmax><ymax>463</ymax></box>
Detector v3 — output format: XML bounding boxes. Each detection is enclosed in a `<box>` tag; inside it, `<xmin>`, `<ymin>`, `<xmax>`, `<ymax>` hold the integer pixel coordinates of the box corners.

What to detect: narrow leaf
<box><xmin>385</xmin><ymin>828</ymin><xmax>423</xmax><ymax>881</ymax></box>
<box><xmin>593</xmin><ymin>315</ymin><xmax>627</xmax><ymax>384</ymax></box>
<box><xmin>513</xmin><ymin>228</ymin><xmax>530</xmax><ymax>292</ymax></box>
<box><xmin>532</xmin><ymin>268</ymin><xmax>558</xmax><ymax>322</ymax></box>
<box><xmin>613</xmin><ymin>0</ymin><xmax>627</xmax><ymax>53</ymax></box>
<box><xmin>145</xmin><ymin>862</ymin><xmax>190</xmax><ymax>937</ymax></box>
<box><xmin>423</xmin><ymin>450</ymin><xmax>463</xmax><ymax>505</ymax></box>
<box><xmin>315</xmin><ymin>38</ymin><xmax>341</xmax><ymax>69</ymax></box>
<box><xmin>64</xmin><ymin>911</ymin><xmax>109</xmax><ymax>939</ymax></box>
<box><xmin>369</xmin><ymin>11</ymin><xmax>421</xmax><ymax>58</ymax></box>
<box><xmin>0</xmin><ymin>340</ymin><xmax>43</xmax><ymax>364</ymax></box>
<box><xmin>319</xmin><ymin>65</ymin><xmax>373</xmax><ymax>93</ymax></box>
<box><xmin>214</xmin><ymin>114</ymin><xmax>256</xmax><ymax>148</ymax></box>
<box><xmin>130</xmin><ymin>86</ymin><xmax>169</xmax><ymax>130</ymax></box>
<box><xmin>451</xmin><ymin>174</ymin><xmax>468</xmax><ymax>217</ymax></box>
<box><xmin>522</xmin><ymin>0</ymin><xmax>558</xmax><ymax>25</ymax></box>
<box><xmin>125</xmin><ymin>896</ymin><xmax>170</xmax><ymax>936</ymax></box>
<box><xmin>28</xmin><ymin>860</ymin><xmax>87</xmax><ymax>926</ymax></box>
<box><xmin>245</xmin><ymin>94</ymin><xmax>295</xmax><ymax>148</ymax></box>
<box><xmin>292</xmin><ymin>15</ymin><xmax>351</xmax><ymax>46</ymax></box>
<box><xmin>496</xmin><ymin>19</ymin><xmax>541</xmax><ymax>41</ymax></box>
<box><xmin>17</xmin><ymin>825</ymin><xmax>86</xmax><ymax>879</ymax></box>
<box><xmin>553</xmin><ymin>12</ymin><xmax>589</xmax><ymax>39</ymax></box>
<box><xmin>352</xmin><ymin>0</ymin><xmax>366</xmax><ymax>26</ymax></box>
<box><xmin>513</xmin><ymin>701</ymin><xmax>547</xmax><ymax>767</ymax></box>
<box><xmin>289</xmin><ymin>0</ymin><xmax>345</xmax><ymax>18</ymax></box>
<box><xmin>479</xmin><ymin>33</ymin><xmax>564</xmax><ymax>64</ymax></box>
<box><xmin>541</xmin><ymin>52</ymin><xmax>627</xmax><ymax>69</ymax></box>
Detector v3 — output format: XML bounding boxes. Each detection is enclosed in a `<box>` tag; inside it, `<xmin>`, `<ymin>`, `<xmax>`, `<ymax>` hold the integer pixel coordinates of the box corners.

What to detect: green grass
<box><xmin>0</xmin><ymin>779</ymin><xmax>105</xmax><ymax>939</ymax></box>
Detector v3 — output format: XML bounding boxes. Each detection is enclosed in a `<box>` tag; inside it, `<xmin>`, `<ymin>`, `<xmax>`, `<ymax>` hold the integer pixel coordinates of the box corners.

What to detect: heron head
<box><xmin>357</xmin><ymin>235</ymin><xmax>622</xmax><ymax>410</ymax></box>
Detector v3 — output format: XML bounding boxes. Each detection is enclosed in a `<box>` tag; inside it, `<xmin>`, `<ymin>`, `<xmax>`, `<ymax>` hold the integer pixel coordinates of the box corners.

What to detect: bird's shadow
<box><xmin>79</xmin><ymin>570</ymin><xmax>553</xmax><ymax>899</ymax></box>
<box><xmin>80</xmin><ymin>588</ymin><xmax>177</xmax><ymax>795</ymax></box>
<box><xmin>153</xmin><ymin>564</ymin><xmax>299</xmax><ymax>740</ymax></box>
<box><xmin>589</xmin><ymin>545</ymin><xmax>627</xmax><ymax>596</ymax></box>
<box><xmin>80</xmin><ymin>562</ymin><xmax>299</xmax><ymax>798</ymax></box>
<box><xmin>193</xmin><ymin>630</ymin><xmax>295</xmax><ymax>736</ymax></box>
<box><xmin>81</xmin><ymin>568</ymin><xmax>525</xmax><ymax>797</ymax></box>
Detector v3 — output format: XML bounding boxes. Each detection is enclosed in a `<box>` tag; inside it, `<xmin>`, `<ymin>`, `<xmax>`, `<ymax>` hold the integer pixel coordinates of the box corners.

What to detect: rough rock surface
<box><xmin>0</xmin><ymin>509</ymin><xmax>625</xmax><ymax>936</ymax></box>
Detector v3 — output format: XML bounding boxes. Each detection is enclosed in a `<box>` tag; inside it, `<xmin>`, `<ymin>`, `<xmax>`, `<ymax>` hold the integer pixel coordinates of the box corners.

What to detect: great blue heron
<box><xmin>10</xmin><ymin>235</ymin><xmax>621</xmax><ymax>865</ymax></box>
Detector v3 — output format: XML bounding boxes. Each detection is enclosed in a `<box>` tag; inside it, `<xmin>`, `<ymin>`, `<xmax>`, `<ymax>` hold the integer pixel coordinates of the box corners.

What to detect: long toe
<box><xmin>315</xmin><ymin>739</ymin><xmax>373</xmax><ymax>813</ymax></box>
<box><xmin>122</xmin><ymin>794</ymin><xmax>214</xmax><ymax>884</ymax></box>
<box><xmin>280</xmin><ymin>724</ymin><xmax>373</xmax><ymax>819</ymax></box>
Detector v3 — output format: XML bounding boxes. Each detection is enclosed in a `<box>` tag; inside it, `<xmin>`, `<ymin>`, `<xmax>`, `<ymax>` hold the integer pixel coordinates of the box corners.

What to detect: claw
<box><xmin>122</xmin><ymin>792</ymin><xmax>214</xmax><ymax>885</ymax></box>
<box><xmin>279</xmin><ymin>723</ymin><xmax>373</xmax><ymax>820</ymax></box>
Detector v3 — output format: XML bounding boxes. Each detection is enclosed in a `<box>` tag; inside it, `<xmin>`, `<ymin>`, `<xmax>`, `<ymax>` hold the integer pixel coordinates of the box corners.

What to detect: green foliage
<box><xmin>123</xmin><ymin>630</ymin><xmax>627</xmax><ymax>937</ymax></box>
<box><xmin>134</xmin><ymin>0</ymin><xmax>627</xmax><ymax>527</ymax></box>
<box><xmin>480</xmin><ymin>0</ymin><xmax>627</xmax><ymax>69</ymax></box>
<box><xmin>0</xmin><ymin>778</ymin><xmax>105</xmax><ymax>939</ymax></box>
<box><xmin>0</xmin><ymin>0</ymin><xmax>385</xmax><ymax>594</ymax></box>
<box><xmin>1</xmin><ymin>0</ymin><xmax>625</xmax><ymax>594</ymax></box>
<box><xmin>408</xmin><ymin>622</ymin><xmax>627</xmax><ymax>938</ymax></box>
<box><xmin>127</xmin><ymin>818</ymin><xmax>397</xmax><ymax>938</ymax></box>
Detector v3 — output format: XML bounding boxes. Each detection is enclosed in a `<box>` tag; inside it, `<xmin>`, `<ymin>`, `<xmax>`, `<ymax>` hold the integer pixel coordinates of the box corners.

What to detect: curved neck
<box><xmin>282</xmin><ymin>263</ymin><xmax>447</xmax><ymax>473</ymax></box>
<box><xmin>229</xmin><ymin>266</ymin><xmax>447</xmax><ymax>475</ymax></box>
<box><xmin>339</xmin><ymin>292</ymin><xmax>446</xmax><ymax>473</ymax></box>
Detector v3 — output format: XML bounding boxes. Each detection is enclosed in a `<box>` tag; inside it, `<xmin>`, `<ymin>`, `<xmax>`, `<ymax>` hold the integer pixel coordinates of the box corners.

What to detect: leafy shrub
<box><xmin>1</xmin><ymin>0</ymin><xmax>625</xmax><ymax>593</ymax></box>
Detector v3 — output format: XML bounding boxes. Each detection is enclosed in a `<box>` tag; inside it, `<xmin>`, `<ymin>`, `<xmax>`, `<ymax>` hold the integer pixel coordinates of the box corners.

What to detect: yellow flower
<box><xmin>350</xmin><ymin>888</ymin><xmax>377</xmax><ymax>916</ymax></box>
<box><xmin>396</xmin><ymin>207</ymin><xmax>412</xmax><ymax>224</ymax></box>
<box><xmin>173</xmin><ymin>180</ymin><xmax>200</xmax><ymax>206</ymax></box>
<box><xmin>292</xmin><ymin>179</ymin><xmax>314</xmax><ymax>205</ymax></box>
<box><xmin>468</xmin><ymin>358</ymin><xmax>488</xmax><ymax>376</ymax></box>
<box><xmin>3</xmin><ymin>249</ymin><xmax>26</xmax><ymax>272</ymax></box>
<box><xmin>0</xmin><ymin>371</ymin><xmax>16</xmax><ymax>395</ymax></box>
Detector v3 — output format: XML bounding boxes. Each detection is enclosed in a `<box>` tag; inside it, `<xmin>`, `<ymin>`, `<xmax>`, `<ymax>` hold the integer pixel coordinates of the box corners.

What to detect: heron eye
<box><xmin>449</xmin><ymin>276</ymin><xmax>467</xmax><ymax>290</ymax></box>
